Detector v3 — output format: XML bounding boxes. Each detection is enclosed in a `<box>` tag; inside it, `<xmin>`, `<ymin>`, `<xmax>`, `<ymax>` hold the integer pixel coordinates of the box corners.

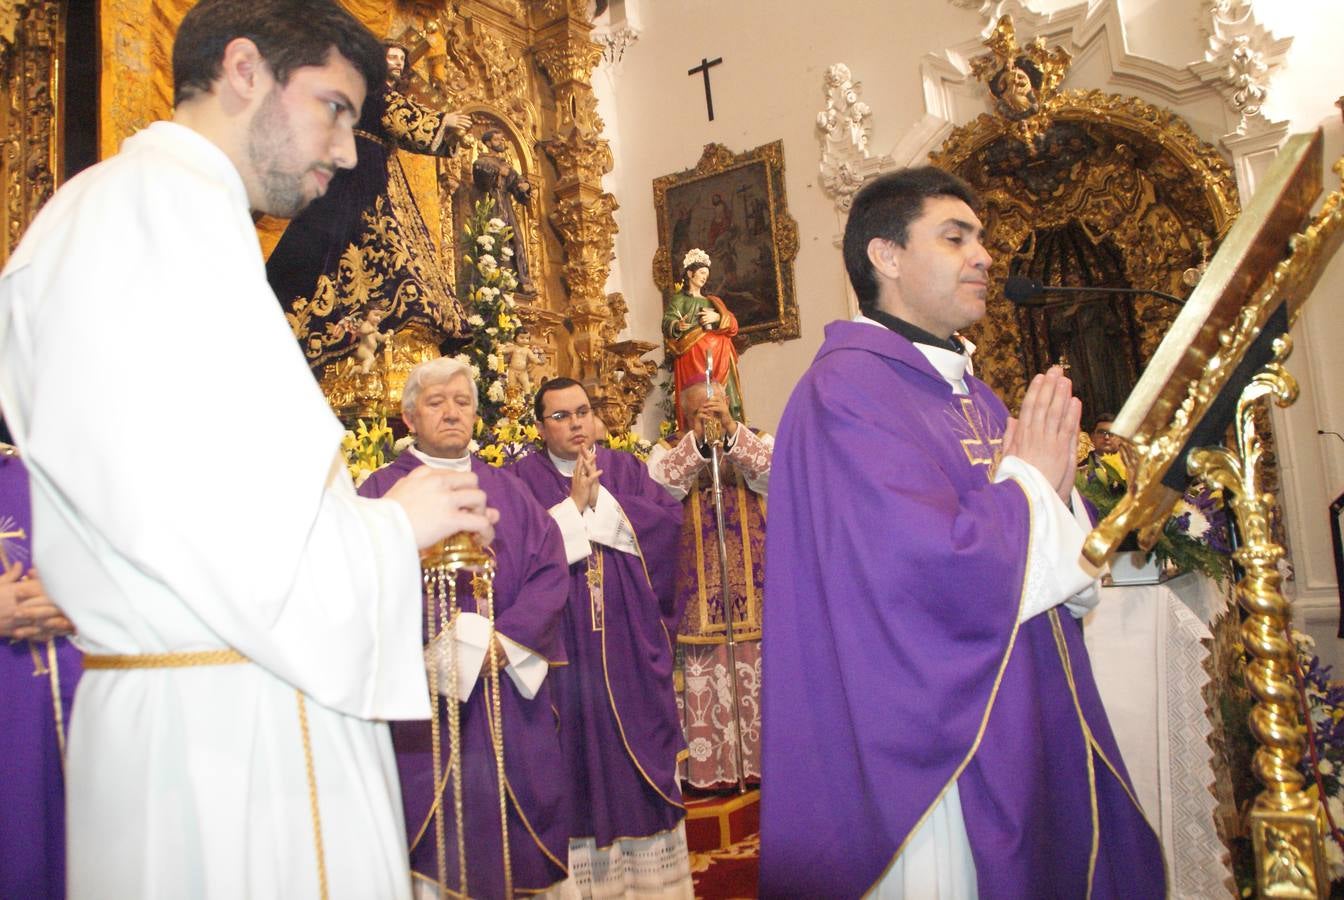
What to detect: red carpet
<box><xmin>690</xmin><ymin>832</ymin><xmax>759</xmax><ymax>899</ymax></box>
<box><xmin>685</xmin><ymin>790</ymin><xmax>759</xmax><ymax>897</ymax></box>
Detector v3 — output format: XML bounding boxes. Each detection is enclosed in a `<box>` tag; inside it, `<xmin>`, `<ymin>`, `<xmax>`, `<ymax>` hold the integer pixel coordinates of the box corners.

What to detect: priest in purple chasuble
<box><xmin>647</xmin><ymin>380</ymin><xmax>771</xmax><ymax>790</ymax></box>
<box><xmin>0</xmin><ymin>441</ymin><xmax>82</xmax><ymax>899</ymax></box>
<box><xmin>760</xmin><ymin>168</ymin><xmax>1164</xmax><ymax>899</ymax></box>
<box><xmin>358</xmin><ymin>358</ymin><xmax>572</xmax><ymax>897</ymax></box>
<box><xmin>509</xmin><ymin>379</ymin><xmax>694</xmax><ymax>894</ymax></box>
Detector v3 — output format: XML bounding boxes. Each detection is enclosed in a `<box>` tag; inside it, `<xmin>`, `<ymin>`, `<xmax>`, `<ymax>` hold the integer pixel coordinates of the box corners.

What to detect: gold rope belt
<box><xmin>81</xmin><ymin>649</ymin><xmax>249</xmax><ymax>669</ymax></box>
<box><xmin>77</xmin><ymin>645</ymin><xmax>329</xmax><ymax>897</ymax></box>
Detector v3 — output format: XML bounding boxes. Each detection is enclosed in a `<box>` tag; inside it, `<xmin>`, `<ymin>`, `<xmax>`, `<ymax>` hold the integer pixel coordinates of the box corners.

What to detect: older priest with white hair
<box><xmin>0</xmin><ymin>2</ymin><xmax>496</xmax><ymax>897</ymax></box>
<box><xmin>359</xmin><ymin>356</ymin><xmax>573</xmax><ymax>898</ymax></box>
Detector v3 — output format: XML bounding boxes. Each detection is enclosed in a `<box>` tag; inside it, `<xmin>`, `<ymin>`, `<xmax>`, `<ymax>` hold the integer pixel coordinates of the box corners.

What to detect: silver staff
<box><xmin>701</xmin><ymin>350</ymin><xmax>749</xmax><ymax>793</ymax></box>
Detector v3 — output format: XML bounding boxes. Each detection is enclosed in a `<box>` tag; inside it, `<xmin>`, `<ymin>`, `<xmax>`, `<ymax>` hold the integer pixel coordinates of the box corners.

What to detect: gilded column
<box><xmin>533</xmin><ymin>3</ymin><xmax>649</xmax><ymax>427</ymax></box>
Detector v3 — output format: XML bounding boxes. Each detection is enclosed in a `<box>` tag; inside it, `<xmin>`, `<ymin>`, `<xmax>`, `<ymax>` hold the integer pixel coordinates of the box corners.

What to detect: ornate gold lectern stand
<box><xmin>1084</xmin><ymin>130</ymin><xmax>1344</xmax><ymax>898</ymax></box>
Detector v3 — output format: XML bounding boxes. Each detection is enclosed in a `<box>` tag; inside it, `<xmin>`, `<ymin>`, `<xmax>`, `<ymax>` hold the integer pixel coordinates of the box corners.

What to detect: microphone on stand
<box><xmin>1003</xmin><ymin>275</ymin><xmax>1186</xmax><ymax>308</ymax></box>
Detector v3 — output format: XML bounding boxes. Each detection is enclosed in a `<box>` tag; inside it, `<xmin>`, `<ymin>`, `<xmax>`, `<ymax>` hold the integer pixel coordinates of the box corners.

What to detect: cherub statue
<box><xmin>347</xmin><ymin>306</ymin><xmax>391</xmax><ymax>375</ymax></box>
<box><xmin>498</xmin><ymin>329</ymin><xmax>545</xmax><ymax>396</ymax></box>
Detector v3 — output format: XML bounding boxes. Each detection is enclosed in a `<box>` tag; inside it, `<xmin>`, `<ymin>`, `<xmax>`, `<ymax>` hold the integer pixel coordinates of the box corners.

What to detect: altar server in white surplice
<box><xmin>0</xmin><ymin>2</ymin><xmax>500</xmax><ymax>898</ymax></box>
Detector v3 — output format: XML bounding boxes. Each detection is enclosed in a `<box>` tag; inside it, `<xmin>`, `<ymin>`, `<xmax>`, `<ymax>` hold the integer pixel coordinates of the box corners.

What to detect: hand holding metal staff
<box><xmin>702</xmin><ymin>352</ymin><xmax>750</xmax><ymax>792</ymax></box>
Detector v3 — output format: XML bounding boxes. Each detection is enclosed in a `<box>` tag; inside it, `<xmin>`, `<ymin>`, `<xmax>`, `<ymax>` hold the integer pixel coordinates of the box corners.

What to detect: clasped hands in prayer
<box><xmin>0</xmin><ymin>561</ymin><xmax>73</xmax><ymax>642</ymax></box>
<box><xmin>569</xmin><ymin>446</ymin><xmax>603</xmax><ymax>512</ymax></box>
<box><xmin>1001</xmin><ymin>365</ymin><xmax>1082</xmax><ymax>503</ymax></box>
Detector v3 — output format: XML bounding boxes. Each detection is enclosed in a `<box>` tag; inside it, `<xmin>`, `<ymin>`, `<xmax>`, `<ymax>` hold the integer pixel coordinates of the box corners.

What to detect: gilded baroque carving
<box><xmin>0</xmin><ymin>1</ymin><xmax>25</xmax><ymax>52</ymax></box>
<box><xmin>932</xmin><ymin>92</ymin><xmax>1240</xmax><ymax>407</ymax></box>
<box><xmin>1188</xmin><ymin>347</ymin><xmax>1328</xmax><ymax>900</ymax></box>
<box><xmin>99</xmin><ymin>0</ymin><xmax>172</xmax><ymax>161</ymax></box>
<box><xmin>531</xmin><ymin>0</ymin><xmax>591</xmax><ymax>26</ymax></box>
<box><xmin>533</xmin><ymin>39</ymin><xmax>603</xmax><ymax>87</ymax></box>
<box><xmin>1073</xmin><ymin>131</ymin><xmax>1341</xmax><ymax>900</ymax></box>
<box><xmin>90</xmin><ymin>0</ymin><xmax>650</xmax><ymax>431</ymax></box>
<box><xmin>1</xmin><ymin>0</ymin><xmax>60</xmax><ymax>266</ymax></box>
<box><xmin>934</xmin><ymin>17</ymin><xmax>1241</xmax><ymax>410</ymax></box>
<box><xmin>540</xmin><ymin>124</ymin><xmax>614</xmax><ymax>189</ymax></box>
<box><xmin>550</xmin><ymin>192</ymin><xmax>619</xmax><ymax>307</ymax></box>
<box><xmin>968</xmin><ymin>14</ymin><xmax>1074</xmax><ymax>150</ymax></box>
<box><xmin>531</xmin><ymin>14</ymin><xmax>651</xmax><ymax>430</ymax></box>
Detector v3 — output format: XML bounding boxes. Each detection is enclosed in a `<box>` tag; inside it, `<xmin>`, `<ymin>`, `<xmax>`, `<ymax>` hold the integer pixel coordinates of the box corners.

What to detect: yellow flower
<box><xmin>497</xmin><ymin>311</ymin><xmax>514</xmax><ymax>331</ymax></box>
<box><xmin>1099</xmin><ymin>452</ymin><xmax>1126</xmax><ymax>479</ymax></box>
<box><xmin>479</xmin><ymin>444</ymin><xmax>505</xmax><ymax>467</ymax></box>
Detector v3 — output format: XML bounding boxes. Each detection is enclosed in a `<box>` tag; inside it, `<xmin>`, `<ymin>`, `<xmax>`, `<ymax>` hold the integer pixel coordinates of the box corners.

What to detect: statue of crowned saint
<box><xmin>663</xmin><ymin>248</ymin><xmax>745</xmax><ymax>428</ymax></box>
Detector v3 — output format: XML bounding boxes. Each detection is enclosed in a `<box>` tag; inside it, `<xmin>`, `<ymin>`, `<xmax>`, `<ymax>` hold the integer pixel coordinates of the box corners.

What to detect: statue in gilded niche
<box><xmin>471</xmin><ymin>129</ymin><xmax>535</xmax><ymax>295</ymax></box>
<box><xmin>266</xmin><ymin>43</ymin><xmax>472</xmax><ymax>373</ymax></box>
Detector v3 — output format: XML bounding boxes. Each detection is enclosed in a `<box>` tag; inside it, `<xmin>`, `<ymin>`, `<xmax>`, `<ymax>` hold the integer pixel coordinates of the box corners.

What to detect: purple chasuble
<box><xmin>360</xmin><ymin>453</ymin><xmax>572</xmax><ymax>895</ymax></box>
<box><xmin>509</xmin><ymin>448</ymin><xmax>687</xmax><ymax>846</ymax></box>
<box><xmin>1</xmin><ymin>453</ymin><xmax>81</xmax><ymax>899</ymax></box>
<box><xmin>760</xmin><ymin>321</ymin><xmax>1164</xmax><ymax>898</ymax></box>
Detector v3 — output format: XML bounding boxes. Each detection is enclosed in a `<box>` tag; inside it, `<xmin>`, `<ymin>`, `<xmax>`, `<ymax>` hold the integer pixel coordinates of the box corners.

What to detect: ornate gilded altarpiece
<box><xmin>0</xmin><ymin>0</ymin><xmax>64</xmax><ymax>266</ymax></box>
<box><xmin>930</xmin><ymin>16</ymin><xmax>1242</xmax><ymax>426</ymax></box>
<box><xmin>93</xmin><ymin>0</ymin><xmax>655</xmax><ymax>430</ymax></box>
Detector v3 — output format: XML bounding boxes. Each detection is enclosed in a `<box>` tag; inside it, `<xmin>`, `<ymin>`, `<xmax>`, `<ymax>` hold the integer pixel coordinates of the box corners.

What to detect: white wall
<box><xmin>595</xmin><ymin>0</ymin><xmax>989</xmax><ymax>436</ymax></box>
<box><xmin>594</xmin><ymin>0</ymin><xmax>1344</xmax><ymax>656</ymax></box>
<box><xmin>1253</xmin><ymin>1</ymin><xmax>1344</xmax><ymax>655</ymax></box>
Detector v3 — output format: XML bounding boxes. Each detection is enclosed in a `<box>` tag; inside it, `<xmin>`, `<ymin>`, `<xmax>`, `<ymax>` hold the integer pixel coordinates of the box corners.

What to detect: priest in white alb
<box><xmin>0</xmin><ymin>2</ymin><xmax>497</xmax><ymax>897</ymax></box>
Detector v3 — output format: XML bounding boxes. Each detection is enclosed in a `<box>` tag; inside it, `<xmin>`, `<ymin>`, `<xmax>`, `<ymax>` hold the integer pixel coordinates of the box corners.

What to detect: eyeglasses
<box><xmin>543</xmin><ymin>406</ymin><xmax>592</xmax><ymax>424</ymax></box>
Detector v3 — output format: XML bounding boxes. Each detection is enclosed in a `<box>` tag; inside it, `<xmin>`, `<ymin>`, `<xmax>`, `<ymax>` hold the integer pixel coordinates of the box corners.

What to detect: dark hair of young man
<box><xmin>533</xmin><ymin>377</ymin><xmax>587</xmax><ymax>421</ymax></box>
<box><xmin>842</xmin><ymin>166</ymin><xmax>980</xmax><ymax>316</ymax></box>
<box><xmin>172</xmin><ymin>0</ymin><xmax>386</xmax><ymax>106</ymax></box>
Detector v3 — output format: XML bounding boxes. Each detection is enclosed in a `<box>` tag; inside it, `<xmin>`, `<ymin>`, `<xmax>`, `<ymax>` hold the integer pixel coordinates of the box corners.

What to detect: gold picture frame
<box><xmin>652</xmin><ymin>141</ymin><xmax>800</xmax><ymax>350</ymax></box>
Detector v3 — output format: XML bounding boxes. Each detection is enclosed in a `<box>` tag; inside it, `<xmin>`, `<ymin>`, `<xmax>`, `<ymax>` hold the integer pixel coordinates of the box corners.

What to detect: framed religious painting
<box><xmin>652</xmin><ymin>141</ymin><xmax>800</xmax><ymax>350</ymax></box>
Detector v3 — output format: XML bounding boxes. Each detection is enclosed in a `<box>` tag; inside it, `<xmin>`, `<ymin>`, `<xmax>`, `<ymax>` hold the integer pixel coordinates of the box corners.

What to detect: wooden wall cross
<box><xmin>688</xmin><ymin>56</ymin><xmax>723</xmax><ymax>121</ymax></box>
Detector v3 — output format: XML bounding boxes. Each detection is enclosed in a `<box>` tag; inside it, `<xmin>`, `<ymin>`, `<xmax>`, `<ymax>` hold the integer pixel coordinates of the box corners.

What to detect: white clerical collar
<box><xmin>409</xmin><ymin>444</ymin><xmax>472</xmax><ymax>471</ymax></box>
<box><xmin>853</xmin><ymin>313</ymin><xmax>974</xmax><ymax>394</ymax></box>
<box><xmin>547</xmin><ymin>449</ymin><xmax>578</xmax><ymax>477</ymax></box>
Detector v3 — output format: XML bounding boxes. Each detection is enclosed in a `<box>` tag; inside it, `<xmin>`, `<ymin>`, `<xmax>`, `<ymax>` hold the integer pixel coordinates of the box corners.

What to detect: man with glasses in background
<box><xmin>510</xmin><ymin>378</ymin><xmax>692</xmax><ymax>897</ymax></box>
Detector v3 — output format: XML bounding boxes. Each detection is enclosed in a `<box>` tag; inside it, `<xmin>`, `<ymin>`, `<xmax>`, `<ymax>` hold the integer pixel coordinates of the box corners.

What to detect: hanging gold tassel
<box><xmin>421</xmin><ymin>532</ymin><xmax>509</xmax><ymax>897</ymax></box>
